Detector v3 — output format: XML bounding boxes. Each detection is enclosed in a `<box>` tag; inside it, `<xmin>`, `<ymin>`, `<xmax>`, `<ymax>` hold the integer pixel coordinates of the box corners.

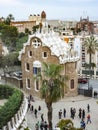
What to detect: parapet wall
<box><xmin>2</xmin><ymin>95</ymin><xmax>28</xmax><ymax>130</ymax></box>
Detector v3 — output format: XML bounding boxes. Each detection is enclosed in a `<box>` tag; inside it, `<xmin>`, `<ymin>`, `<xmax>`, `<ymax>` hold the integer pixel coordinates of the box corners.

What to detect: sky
<box><xmin>0</xmin><ymin>0</ymin><xmax>98</xmax><ymax>21</ymax></box>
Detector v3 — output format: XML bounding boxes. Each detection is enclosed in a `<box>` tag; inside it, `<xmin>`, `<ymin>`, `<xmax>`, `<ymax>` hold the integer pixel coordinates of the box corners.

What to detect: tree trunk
<box><xmin>89</xmin><ymin>53</ymin><xmax>92</xmax><ymax>77</ymax></box>
<box><xmin>89</xmin><ymin>53</ymin><xmax>92</xmax><ymax>66</ymax></box>
<box><xmin>46</xmin><ymin>102</ymin><xmax>53</xmax><ymax>130</ymax></box>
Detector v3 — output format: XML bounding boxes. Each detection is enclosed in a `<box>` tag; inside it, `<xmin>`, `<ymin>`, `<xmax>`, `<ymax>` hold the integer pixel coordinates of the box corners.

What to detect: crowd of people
<box><xmin>27</xmin><ymin>95</ymin><xmax>92</xmax><ymax>130</ymax></box>
<box><xmin>27</xmin><ymin>95</ymin><xmax>49</xmax><ymax>130</ymax></box>
<box><xmin>57</xmin><ymin>104</ymin><xmax>91</xmax><ymax>130</ymax></box>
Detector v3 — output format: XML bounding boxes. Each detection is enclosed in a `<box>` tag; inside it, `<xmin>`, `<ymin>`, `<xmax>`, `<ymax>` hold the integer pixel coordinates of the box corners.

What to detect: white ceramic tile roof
<box><xmin>18</xmin><ymin>30</ymin><xmax>79</xmax><ymax>64</ymax></box>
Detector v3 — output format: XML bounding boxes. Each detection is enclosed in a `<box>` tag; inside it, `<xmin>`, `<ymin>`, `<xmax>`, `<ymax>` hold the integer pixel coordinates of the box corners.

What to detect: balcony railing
<box><xmin>2</xmin><ymin>95</ymin><xmax>28</xmax><ymax>130</ymax></box>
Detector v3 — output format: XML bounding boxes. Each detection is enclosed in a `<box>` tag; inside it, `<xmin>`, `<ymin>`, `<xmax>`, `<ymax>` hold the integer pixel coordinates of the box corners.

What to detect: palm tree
<box><xmin>35</xmin><ymin>63</ymin><xmax>67</xmax><ymax>130</ymax></box>
<box><xmin>83</xmin><ymin>35</ymin><xmax>98</xmax><ymax>74</ymax></box>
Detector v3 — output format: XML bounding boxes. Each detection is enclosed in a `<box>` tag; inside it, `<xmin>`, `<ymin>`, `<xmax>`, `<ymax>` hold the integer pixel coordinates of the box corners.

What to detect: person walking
<box><xmin>34</xmin><ymin>108</ymin><xmax>38</xmax><ymax>118</ymax></box>
<box><xmin>63</xmin><ymin>108</ymin><xmax>66</xmax><ymax>118</ymax></box>
<box><xmin>87</xmin><ymin>114</ymin><xmax>91</xmax><ymax>124</ymax></box>
<box><xmin>38</xmin><ymin>105</ymin><xmax>41</xmax><ymax>111</ymax></box>
<box><xmin>87</xmin><ymin>104</ymin><xmax>90</xmax><ymax>113</ymax></box>
<box><xmin>31</xmin><ymin>104</ymin><xmax>34</xmax><ymax>113</ymax></box>
<box><xmin>79</xmin><ymin>108</ymin><xmax>82</xmax><ymax>119</ymax></box>
<box><xmin>35</xmin><ymin>122</ymin><xmax>39</xmax><ymax>130</ymax></box>
<box><xmin>27</xmin><ymin>101</ymin><xmax>31</xmax><ymax>112</ymax></box>
<box><xmin>58</xmin><ymin>109</ymin><xmax>62</xmax><ymax>119</ymax></box>
<box><xmin>44</xmin><ymin>121</ymin><xmax>48</xmax><ymax>130</ymax></box>
<box><xmin>82</xmin><ymin>109</ymin><xmax>85</xmax><ymax>120</ymax></box>
<box><xmin>80</xmin><ymin>119</ymin><xmax>86</xmax><ymax>129</ymax></box>
<box><xmin>41</xmin><ymin>114</ymin><xmax>44</xmax><ymax>121</ymax></box>
<box><xmin>40</xmin><ymin>121</ymin><xmax>44</xmax><ymax>130</ymax></box>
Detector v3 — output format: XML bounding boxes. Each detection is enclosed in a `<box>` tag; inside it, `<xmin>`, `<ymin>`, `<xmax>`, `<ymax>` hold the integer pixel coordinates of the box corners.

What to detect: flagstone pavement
<box><xmin>26</xmin><ymin>95</ymin><xmax>98</xmax><ymax>130</ymax></box>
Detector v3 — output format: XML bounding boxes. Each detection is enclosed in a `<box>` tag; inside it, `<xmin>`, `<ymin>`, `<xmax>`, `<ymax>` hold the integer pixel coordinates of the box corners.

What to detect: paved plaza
<box><xmin>26</xmin><ymin>95</ymin><xmax>98</xmax><ymax>130</ymax></box>
<box><xmin>0</xmin><ymin>93</ymin><xmax>98</xmax><ymax>130</ymax></box>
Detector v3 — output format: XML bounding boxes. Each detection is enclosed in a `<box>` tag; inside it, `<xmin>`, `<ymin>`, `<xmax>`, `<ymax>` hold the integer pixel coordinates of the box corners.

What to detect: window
<box><xmin>33</xmin><ymin>67</ymin><xmax>41</xmax><ymax>75</ymax></box>
<box><xmin>33</xmin><ymin>61</ymin><xmax>41</xmax><ymax>75</ymax></box>
<box><xmin>26</xmin><ymin>78</ymin><xmax>30</xmax><ymax>89</ymax></box>
<box><xmin>70</xmin><ymin>79</ymin><xmax>74</xmax><ymax>89</ymax></box>
<box><xmin>26</xmin><ymin>63</ymin><xmax>30</xmax><ymax>71</ymax></box>
<box><xmin>35</xmin><ymin>80</ymin><xmax>39</xmax><ymax>91</ymax></box>
<box><xmin>42</xmin><ymin>52</ymin><xmax>48</xmax><ymax>58</ymax></box>
<box><xmin>29</xmin><ymin>51</ymin><xmax>32</xmax><ymax>57</ymax></box>
<box><xmin>32</xmin><ymin>38</ymin><xmax>41</xmax><ymax>48</ymax></box>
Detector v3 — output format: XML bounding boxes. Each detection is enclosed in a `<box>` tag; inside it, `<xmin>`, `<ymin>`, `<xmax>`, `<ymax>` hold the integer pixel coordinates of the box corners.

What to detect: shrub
<box><xmin>57</xmin><ymin>119</ymin><xmax>83</xmax><ymax>130</ymax></box>
<box><xmin>0</xmin><ymin>84</ymin><xmax>23</xmax><ymax>128</ymax></box>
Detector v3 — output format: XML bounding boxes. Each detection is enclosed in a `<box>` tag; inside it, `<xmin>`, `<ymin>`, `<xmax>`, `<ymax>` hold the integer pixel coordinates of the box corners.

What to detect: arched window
<box><xmin>33</xmin><ymin>61</ymin><xmax>41</xmax><ymax>75</ymax></box>
<box><xmin>35</xmin><ymin>80</ymin><xmax>40</xmax><ymax>91</ymax></box>
<box><xmin>26</xmin><ymin>78</ymin><xmax>30</xmax><ymax>89</ymax></box>
<box><xmin>33</xmin><ymin>61</ymin><xmax>41</xmax><ymax>91</ymax></box>
<box><xmin>70</xmin><ymin>79</ymin><xmax>74</xmax><ymax>89</ymax></box>
<box><xmin>25</xmin><ymin>63</ymin><xmax>30</xmax><ymax>71</ymax></box>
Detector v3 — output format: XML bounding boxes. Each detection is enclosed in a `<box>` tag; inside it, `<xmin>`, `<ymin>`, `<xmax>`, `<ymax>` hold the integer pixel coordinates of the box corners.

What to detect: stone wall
<box><xmin>1</xmin><ymin>76</ymin><xmax>23</xmax><ymax>89</ymax></box>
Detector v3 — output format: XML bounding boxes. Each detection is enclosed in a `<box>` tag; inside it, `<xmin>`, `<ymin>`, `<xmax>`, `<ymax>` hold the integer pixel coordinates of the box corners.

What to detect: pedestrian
<box><xmin>79</xmin><ymin>108</ymin><xmax>82</xmax><ymax>119</ymax></box>
<box><xmin>63</xmin><ymin>108</ymin><xmax>66</xmax><ymax>118</ymax></box>
<box><xmin>87</xmin><ymin>114</ymin><xmax>91</xmax><ymax>124</ymax></box>
<box><xmin>41</xmin><ymin>113</ymin><xmax>44</xmax><ymax>121</ymax></box>
<box><xmin>44</xmin><ymin>121</ymin><xmax>48</xmax><ymax>130</ymax></box>
<box><xmin>34</xmin><ymin>108</ymin><xmax>38</xmax><ymax>118</ymax></box>
<box><xmin>87</xmin><ymin>104</ymin><xmax>90</xmax><ymax>113</ymax></box>
<box><xmin>35</xmin><ymin>122</ymin><xmax>39</xmax><ymax>130</ymax></box>
<box><xmin>40</xmin><ymin>121</ymin><xmax>44</xmax><ymax>130</ymax></box>
<box><xmin>30</xmin><ymin>94</ymin><xmax>32</xmax><ymax>100</ymax></box>
<box><xmin>38</xmin><ymin>105</ymin><xmax>41</xmax><ymax>111</ymax></box>
<box><xmin>58</xmin><ymin>109</ymin><xmax>62</xmax><ymax>119</ymax></box>
<box><xmin>70</xmin><ymin>107</ymin><xmax>73</xmax><ymax>118</ymax></box>
<box><xmin>31</xmin><ymin>104</ymin><xmax>34</xmax><ymax>113</ymax></box>
<box><xmin>73</xmin><ymin>108</ymin><xmax>76</xmax><ymax>117</ymax></box>
<box><xmin>27</xmin><ymin>101</ymin><xmax>31</xmax><ymax>112</ymax></box>
<box><xmin>80</xmin><ymin>119</ymin><xmax>86</xmax><ymax>129</ymax></box>
<box><xmin>82</xmin><ymin>109</ymin><xmax>85</xmax><ymax>120</ymax></box>
<box><xmin>94</xmin><ymin>91</ymin><xmax>97</xmax><ymax>98</ymax></box>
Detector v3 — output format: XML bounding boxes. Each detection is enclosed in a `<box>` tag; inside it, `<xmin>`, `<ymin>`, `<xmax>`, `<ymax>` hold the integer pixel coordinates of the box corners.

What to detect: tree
<box><xmin>4</xmin><ymin>14</ymin><xmax>14</xmax><ymax>25</ymax></box>
<box><xmin>0</xmin><ymin>24</ymin><xmax>18</xmax><ymax>50</ymax></box>
<box><xmin>25</xmin><ymin>28</ymin><xmax>31</xmax><ymax>34</ymax></box>
<box><xmin>35</xmin><ymin>63</ymin><xmax>67</xmax><ymax>130</ymax></box>
<box><xmin>0</xmin><ymin>52</ymin><xmax>20</xmax><ymax>75</ymax></box>
<box><xmin>32</xmin><ymin>25</ymin><xmax>39</xmax><ymax>34</ymax></box>
<box><xmin>83</xmin><ymin>36</ymin><xmax>98</xmax><ymax>74</ymax></box>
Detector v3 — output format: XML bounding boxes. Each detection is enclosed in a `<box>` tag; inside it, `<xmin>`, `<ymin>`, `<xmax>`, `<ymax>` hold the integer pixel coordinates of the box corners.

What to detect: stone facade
<box><xmin>10</xmin><ymin>21</ymin><xmax>36</xmax><ymax>33</ymax></box>
<box><xmin>19</xmin><ymin>36</ymin><xmax>78</xmax><ymax>97</ymax></box>
<box><xmin>76</xmin><ymin>16</ymin><xmax>94</xmax><ymax>34</ymax></box>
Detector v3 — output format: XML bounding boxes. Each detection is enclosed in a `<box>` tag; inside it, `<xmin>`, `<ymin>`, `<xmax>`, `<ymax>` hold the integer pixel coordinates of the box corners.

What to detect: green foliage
<box><xmin>25</xmin><ymin>28</ymin><xmax>31</xmax><ymax>34</ymax></box>
<box><xmin>57</xmin><ymin>119</ymin><xmax>83</xmax><ymax>130</ymax></box>
<box><xmin>0</xmin><ymin>84</ymin><xmax>23</xmax><ymax>128</ymax></box>
<box><xmin>0</xmin><ymin>52</ymin><xmax>20</xmax><ymax>68</ymax></box>
<box><xmin>0</xmin><ymin>84</ymin><xmax>14</xmax><ymax>99</ymax></box>
<box><xmin>16</xmin><ymin>34</ymin><xmax>28</xmax><ymax>51</ymax></box>
<box><xmin>83</xmin><ymin>36</ymin><xmax>98</xmax><ymax>65</ymax></box>
<box><xmin>57</xmin><ymin>119</ymin><xmax>73</xmax><ymax>130</ymax></box>
<box><xmin>0</xmin><ymin>22</ymin><xmax>28</xmax><ymax>52</ymax></box>
<box><xmin>24</xmin><ymin>127</ymin><xmax>30</xmax><ymax>130</ymax></box>
<box><xmin>18</xmin><ymin>32</ymin><xmax>26</xmax><ymax>38</ymax></box>
<box><xmin>0</xmin><ymin>24</ymin><xmax>18</xmax><ymax>49</ymax></box>
<box><xmin>32</xmin><ymin>25</ymin><xmax>39</xmax><ymax>33</ymax></box>
<box><xmin>4</xmin><ymin>14</ymin><xmax>14</xmax><ymax>25</ymax></box>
